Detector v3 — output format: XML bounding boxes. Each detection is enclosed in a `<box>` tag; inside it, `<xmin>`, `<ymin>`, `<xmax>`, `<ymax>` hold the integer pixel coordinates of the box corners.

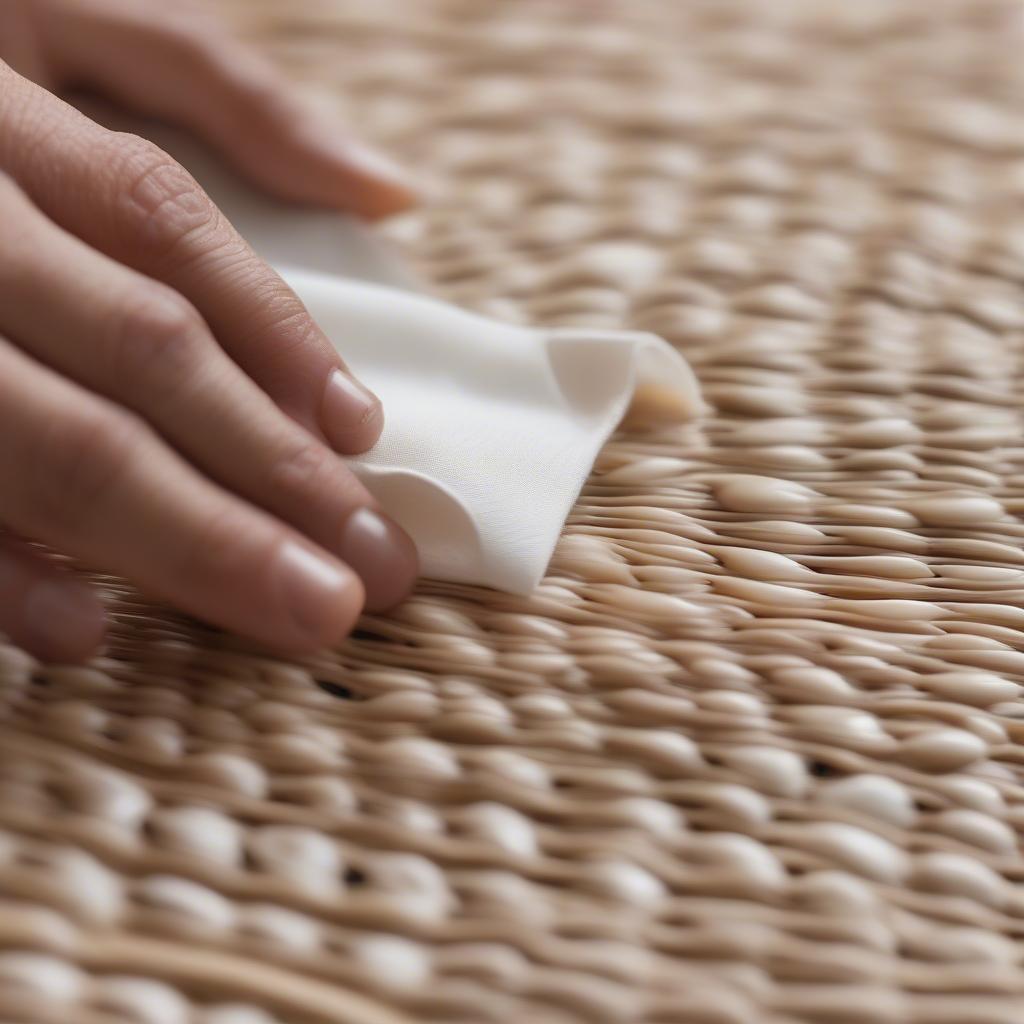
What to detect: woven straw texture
<box><xmin>3</xmin><ymin>1</ymin><xmax>1024</xmax><ymax>1021</ymax></box>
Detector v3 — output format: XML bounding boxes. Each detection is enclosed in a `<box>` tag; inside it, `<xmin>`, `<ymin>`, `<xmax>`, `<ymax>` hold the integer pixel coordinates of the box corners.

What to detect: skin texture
<box><xmin>0</xmin><ymin>0</ymin><xmax>420</xmax><ymax>662</ymax></box>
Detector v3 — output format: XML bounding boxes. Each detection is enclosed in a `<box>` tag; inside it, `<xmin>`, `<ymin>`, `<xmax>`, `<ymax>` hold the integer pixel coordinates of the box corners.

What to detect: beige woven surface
<box><xmin>3</xmin><ymin>0</ymin><xmax>1024</xmax><ymax>1021</ymax></box>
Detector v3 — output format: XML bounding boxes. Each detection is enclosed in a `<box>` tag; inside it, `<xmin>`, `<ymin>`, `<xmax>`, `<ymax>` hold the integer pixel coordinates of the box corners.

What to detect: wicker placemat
<box><xmin>2</xmin><ymin>1</ymin><xmax>1024</xmax><ymax>1021</ymax></box>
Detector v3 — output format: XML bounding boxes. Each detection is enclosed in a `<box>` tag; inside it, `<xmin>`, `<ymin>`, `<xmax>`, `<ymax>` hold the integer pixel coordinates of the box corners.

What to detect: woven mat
<box><xmin>3</xmin><ymin>1</ymin><xmax>1024</xmax><ymax>1021</ymax></box>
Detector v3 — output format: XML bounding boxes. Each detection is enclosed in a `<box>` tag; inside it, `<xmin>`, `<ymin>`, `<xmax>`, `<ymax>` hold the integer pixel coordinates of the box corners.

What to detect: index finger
<box><xmin>0</xmin><ymin>63</ymin><xmax>383</xmax><ymax>455</ymax></box>
<box><xmin>0</xmin><ymin>334</ymin><xmax>364</xmax><ymax>653</ymax></box>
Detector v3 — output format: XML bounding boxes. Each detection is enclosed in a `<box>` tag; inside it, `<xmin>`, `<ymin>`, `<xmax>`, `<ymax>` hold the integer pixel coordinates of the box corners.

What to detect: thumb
<box><xmin>38</xmin><ymin>3</ymin><xmax>418</xmax><ymax>219</ymax></box>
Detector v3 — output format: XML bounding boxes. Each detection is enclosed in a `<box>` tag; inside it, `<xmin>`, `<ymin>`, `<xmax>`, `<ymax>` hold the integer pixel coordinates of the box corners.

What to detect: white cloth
<box><xmin>89</xmin><ymin>106</ymin><xmax>703</xmax><ymax>592</ymax></box>
<box><xmin>281</xmin><ymin>270</ymin><xmax>701</xmax><ymax>591</ymax></box>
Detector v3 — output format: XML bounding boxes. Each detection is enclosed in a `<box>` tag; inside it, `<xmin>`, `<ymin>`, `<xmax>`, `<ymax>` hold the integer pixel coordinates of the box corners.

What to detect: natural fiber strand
<box><xmin>1</xmin><ymin>1</ymin><xmax>1023</xmax><ymax>1022</ymax></box>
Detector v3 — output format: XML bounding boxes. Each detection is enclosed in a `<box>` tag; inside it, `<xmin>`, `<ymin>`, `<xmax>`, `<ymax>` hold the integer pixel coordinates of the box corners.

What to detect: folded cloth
<box><xmin>281</xmin><ymin>269</ymin><xmax>701</xmax><ymax>590</ymax></box>
<box><xmin>89</xmin><ymin>105</ymin><xmax>703</xmax><ymax>592</ymax></box>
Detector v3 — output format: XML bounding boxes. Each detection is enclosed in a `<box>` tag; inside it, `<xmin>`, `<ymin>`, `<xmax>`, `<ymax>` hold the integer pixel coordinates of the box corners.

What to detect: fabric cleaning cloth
<box><xmin>93</xmin><ymin>107</ymin><xmax>703</xmax><ymax>592</ymax></box>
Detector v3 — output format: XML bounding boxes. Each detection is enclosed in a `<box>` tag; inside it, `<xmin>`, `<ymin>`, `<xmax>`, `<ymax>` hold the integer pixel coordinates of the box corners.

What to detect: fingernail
<box><xmin>276</xmin><ymin>541</ymin><xmax>359</xmax><ymax>644</ymax></box>
<box><xmin>338</xmin><ymin>507</ymin><xmax>418</xmax><ymax>613</ymax></box>
<box><xmin>22</xmin><ymin>580</ymin><xmax>106</xmax><ymax>663</ymax></box>
<box><xmin>340</xmin><ymin>140</ymin><xmax>416</xmax><ymax>193</ymax></box>
<box><xmin>301</xmin><ymin>95</ymin><xmax>411</xmax><ymax>187</ymax></box>
<box><xmin>321</xmin><ymin>368</ymin><xmax>383</xmax><ymax>451</ymax></box>
<box><xmin>332</xmin><ymin>140</ymin><xmax>420</xmax><ymax>217</ymax></box>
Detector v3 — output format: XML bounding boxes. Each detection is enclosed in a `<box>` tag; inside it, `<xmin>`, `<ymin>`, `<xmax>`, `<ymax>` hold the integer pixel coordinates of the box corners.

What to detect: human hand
<box><xmin>1</xmin><ymin>0</ymin><xmax>416</xmax><ymax>217</ymax></box>
<box><xmin>0</xmin><ymin>1</ymin><xmax>419</xmax><ymax>662</ymax></box>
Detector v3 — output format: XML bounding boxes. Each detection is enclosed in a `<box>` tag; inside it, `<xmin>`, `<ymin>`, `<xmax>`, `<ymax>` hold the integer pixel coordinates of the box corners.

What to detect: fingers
<box><xmin>0</xmin><ymin>336</ymin><xmax>366</xmax><ymax>653</ymax></box>
<box><xmin>0</xmin><ymin>63</ymin><xmax>384</xmax><ymax>456</ymax></box>
<box><xmin>0</xmin><ymin>534</ymin><xmax>106</xmax><ymax>663</ymax></box>
<box><xmin>34</xmin><ymin>0</ymin><xmax>417</xmax><ymax>218</ymax></box>
<box><xmin>0</xmin><ymin>173</ymin><xmax>417</xmax><ymax>611</ymax></box>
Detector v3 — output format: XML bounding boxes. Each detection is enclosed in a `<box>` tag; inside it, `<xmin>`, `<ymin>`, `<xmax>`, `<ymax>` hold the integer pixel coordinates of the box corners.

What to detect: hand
<box><xmin>0</xmin><ymin>0</ymin><xmax>419</xmax><ymax>662</ymax></box>
<box><xmin>1</xmin><ymin>0</ymin><xmax>417</xmax><ymax>217</ymax></box>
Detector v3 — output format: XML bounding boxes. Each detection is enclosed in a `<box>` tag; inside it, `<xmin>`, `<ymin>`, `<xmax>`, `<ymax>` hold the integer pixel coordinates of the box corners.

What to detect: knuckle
<box><xmin>107</xmin><ymin>286</ymin><xmax>203</xmax><ymax>402</ymax></box>
<box><xmin>178</xmin><ymin>504</ymin><xmax>276</xmax><ymax>591</ymax></box>
<box><xmin>29</xmin><ymin>406</ymin><xmax>143</xmax><ymax>534</ymax></box>
<box><xmin>264</xmin><ymin>433</ymin><xmax>336</xmax><ymax>504</ymax></box>
<box><xmin>145</xmin><ymin>15</ymin><xmax>287</xmax><ymax>117</ymax></box>
<box><xmin>246</xmin><ymin>297</ymin><xmax>328</xmax><ymax>378</ymax></box>
<box><xmin>109</xmin><ymin>134</ymin><xmax>221</xmax><ymax>263</ymax></box>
